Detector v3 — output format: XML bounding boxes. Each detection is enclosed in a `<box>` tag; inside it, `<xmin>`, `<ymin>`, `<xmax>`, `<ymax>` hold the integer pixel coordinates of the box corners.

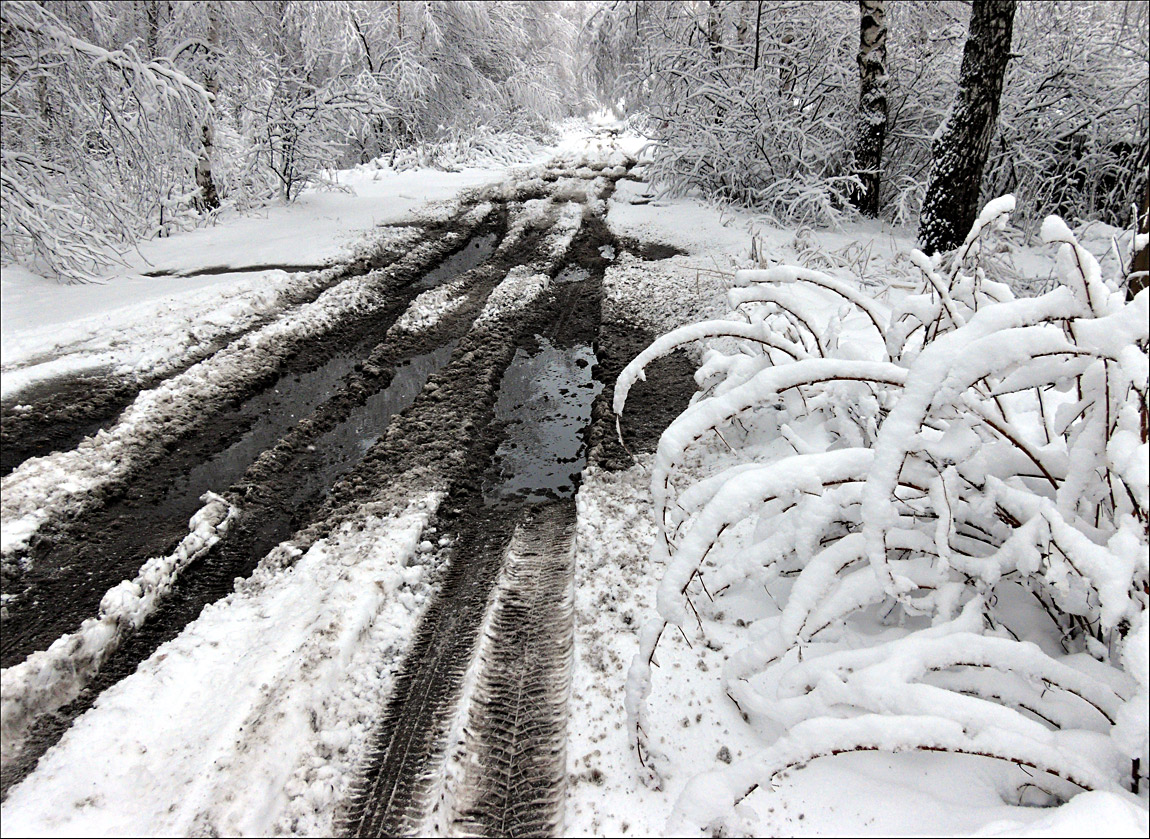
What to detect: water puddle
<box><xmin>158</xmin><ymin>353</ymin><xmax>360</xmax><ymax>516</ymax></box>
<box><xmin>158</xmin><ymin>342</ymin><xmax>454</xmax><ymax>518</ymax></box>
<box><xmin>415</xmin><ymin>233</ymin><xmax>498</xmax><ymax>290</ymax></box>
<box><xmin>143</xmin><ymin>263</ymin><xmax>328</xmax><ymax>278</ymax></box>
<box><xmin>636</xmin><ymin>241</ymin><xmax>687</xmax><ymax>260</ymax></box>
<box><xmin>289</xmin><ymin>342</ymin><xmax>457</xmax><ymax>502</ymax></box>
<box><xmin>484</xmin><ymin>337</ymin><xmax>602</xmax><ymax>504</ymax></box>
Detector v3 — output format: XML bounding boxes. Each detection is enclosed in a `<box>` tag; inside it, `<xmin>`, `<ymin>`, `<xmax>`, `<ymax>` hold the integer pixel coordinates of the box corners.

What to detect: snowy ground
<box><xmin>1</xmin><ymin>126</ymin><xmax>1146</xmax><ymax>837</ymax></box>
<box><xmin>0</xmin><ymin>166</ymin><xmax>507</xmax><ymax>400</ymax></box>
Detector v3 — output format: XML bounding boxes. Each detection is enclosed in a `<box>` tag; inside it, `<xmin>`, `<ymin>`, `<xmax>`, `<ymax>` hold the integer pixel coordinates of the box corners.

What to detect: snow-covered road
<box><xmin>1</xmin><ymin>139</ymin><xmax>681</xmax><ymax>836</ymax></box>
<box><xmin>3</xmin><ymin>133</ymin><xmax>1144</xmax><ymax>838</ymax></box>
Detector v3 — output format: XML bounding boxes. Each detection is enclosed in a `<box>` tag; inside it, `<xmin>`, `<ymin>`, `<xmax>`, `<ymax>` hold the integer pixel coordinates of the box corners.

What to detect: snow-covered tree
<box><xmin>1</xmin><ymin>1</ymin><xmax>590</xmax><ymax>280</ymax></box>
<box><xmin>586</xmin><ymin>0</ymin><xmax>860</xmax><ymax>225</ymax></box>
<box><xmin>919</xmin><ymin>0</ymin><xmax>1017</xmax><ymax>253</ymax></box>
<box><xmin>984</xmin><ymin>0</ymin><xmax>1149</xmax><ymax>231</ymax></box>
<box><xmin>0</xmin><ymin>0</ymin><xmax>209</xmax><ymax>281</ymax></box>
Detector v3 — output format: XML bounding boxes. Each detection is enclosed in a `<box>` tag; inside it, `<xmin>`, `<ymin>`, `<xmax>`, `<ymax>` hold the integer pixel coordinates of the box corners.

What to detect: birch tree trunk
<box><xmin>850</xmin><ymin>0</ymin><xmax>887</xmax><ymax>217</ymax></box>
<box><xmin>194</xmin><ymin>0</ymin><xmax>220</xmax><ymax>212</ymax></box>
<box><xmin>918</xmin><ymin>0</ymin><xmax>1016</xmax><ymax>253</ymax></box>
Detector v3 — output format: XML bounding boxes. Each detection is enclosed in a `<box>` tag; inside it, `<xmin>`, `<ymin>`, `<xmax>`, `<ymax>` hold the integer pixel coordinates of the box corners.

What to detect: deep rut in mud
<box><xmin>1</xmin><ymin>156</ymin><xmax>701</xmax><ymax>831</ymax></box>
<box><xmin>0</xmin><ymin>229</ymin><xmax>428</xmax><ymax>479</ymax></box>
<box><xmin>0</xmin><ymin>200</ymin><xmax>509</xmax><ymax>797</ymax></box>
<box><xmin>341</xmin><ymin>197</ymin><xmax>617</xmax><ymax>837</ymax></box>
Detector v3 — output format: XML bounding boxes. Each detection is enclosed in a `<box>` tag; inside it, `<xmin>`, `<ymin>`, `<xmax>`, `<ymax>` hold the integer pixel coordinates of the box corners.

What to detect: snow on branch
<box><xmin>615</xmin><ymin>196</ymin><xmax>1149</xmax><ymax>812</ymax></box>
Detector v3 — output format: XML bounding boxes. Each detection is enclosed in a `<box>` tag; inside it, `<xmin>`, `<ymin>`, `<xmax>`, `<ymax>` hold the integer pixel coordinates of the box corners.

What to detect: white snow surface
<box><xmin>0</xmin><ymin>492</ymin><xmax>444</xmax><ymax>837</ymax></box>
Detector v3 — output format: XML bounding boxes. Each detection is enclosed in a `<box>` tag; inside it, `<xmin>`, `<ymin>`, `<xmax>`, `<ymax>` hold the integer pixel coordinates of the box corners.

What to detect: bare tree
<box><xmin>850</xmin><ymin>0</ymin><xmax>887</xmax><ymax>217</ymax></box>
<box><xmin>918</xmin><ymin>0</ymin><xmax>1016</xmax><ymax>253</ymax></box>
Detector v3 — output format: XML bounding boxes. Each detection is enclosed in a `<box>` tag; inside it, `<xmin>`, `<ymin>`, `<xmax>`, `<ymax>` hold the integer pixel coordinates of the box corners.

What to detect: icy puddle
<box><xmin>484</xmin><ymin>336</ymin><xmax>602</xmax><ymax>504</ymax></box>
<box><xmin>414</xmin><ymin>232</ymin><xmax>498</xmax><ymax>290</ymax></box>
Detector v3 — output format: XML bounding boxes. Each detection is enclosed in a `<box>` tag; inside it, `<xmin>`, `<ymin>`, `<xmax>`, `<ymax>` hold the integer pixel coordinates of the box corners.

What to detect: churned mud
<box><xmin>2</xmin><ymin>150</ymin><xmax>700</xmax><ymax>832</ymax></box>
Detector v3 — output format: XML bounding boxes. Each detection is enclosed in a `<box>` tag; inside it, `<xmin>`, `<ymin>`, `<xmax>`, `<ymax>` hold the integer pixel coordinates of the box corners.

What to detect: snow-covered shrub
<box><xmin>0</xmin><ymin>1</ymin><xmax>208</xmax><ymax>281</ymax></box>
<box><xmin>614</xmin><ymin>196</ymin><xmax>1149</xmax><ymax>829</ymax></box>
<box><xmin>385</xmin><ymin>126</ymin><xmax>551</xmax><ymax>173</ymax></box>
<box><xmin>587</xmin><ymin>1</ymin><xmax>859</xmax><ymax>227</ymax></box>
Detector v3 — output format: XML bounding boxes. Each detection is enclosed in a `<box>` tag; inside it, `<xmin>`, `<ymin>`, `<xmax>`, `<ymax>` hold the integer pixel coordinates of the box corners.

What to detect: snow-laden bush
<box><xmin>588</xmin><ymin>1</ymin><xmax>859</xmax><ymax>227</ymax></box>
<box><xmin>384</xmin><ymin>126</ymin><xmax>551</xmax><ymax>173</ymax></box>
<box><xmin>614</xmin><ymin>196</ymin><xmax>1149</xmax><ymax>830</ymax></box>
<box><xmin>0</xmin><ymin>1</ymin><xmax>208</xmax><ymax>282</ymax></box>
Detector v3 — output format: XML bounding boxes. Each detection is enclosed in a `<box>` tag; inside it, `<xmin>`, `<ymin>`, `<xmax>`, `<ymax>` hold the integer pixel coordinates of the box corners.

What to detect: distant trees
<box><xmin>0</xmin><ymin>0</ymin><xmax>589</xmax><ymax>282</ymax></box>
<box><xmin>584</xmin><ymin>1</ymin><xmax>859</xmax><ymax>225</ymax></box>
<box><xmin>986</xmin><ymin>0</ymin><xmax>1149</xmax><ymax>230</ymax></box>
<box><xmin>585</xmin><ymin>0</ymin><xmax>1148</xmax><ymax>241</ymax></box>
<box><xmin>919</xmin><ymin>0</ymin><xmax>1016</xmax><ymax>253</ymax></box>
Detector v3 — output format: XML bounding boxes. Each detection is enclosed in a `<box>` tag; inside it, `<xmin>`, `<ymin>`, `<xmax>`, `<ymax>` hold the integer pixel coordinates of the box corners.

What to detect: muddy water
<box><xmin>415</xmin><ymin>233</ymin><xmax>498</xmax><ymax>290</ymax></box>
<box><xmin>0</xmin><ymin>232</ymin><xmax>493</xmax><ymax>669</ymax></box>
<box><xmin>157</xmin><ymin>354</ymin><xmax>360</xmax><ymax>517</ymax></box>
<box><xmin>289</xmin><ymin>343</ymin><xmax>457</xmax><ymax>504</ymax></box>
<box><xmin>484</xmin><ymin>337</ymin><xmax>602</xmax><ymax>503</ymax></box>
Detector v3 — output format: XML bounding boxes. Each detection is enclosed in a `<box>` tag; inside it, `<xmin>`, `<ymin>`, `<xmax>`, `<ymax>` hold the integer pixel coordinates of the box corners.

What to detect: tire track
<box><xmin>341</xmin><ymin>164</ymin><xmax>627</xmax><ymax>838</ymax></box>
<box><xmin>0</xmin><ymin>226</ymin><xmax>427</xmax><ymax>478</ymax></box>
<box><xmin>1</xmin><ymin>206</ymin><xmax>503</xmax><ymax>664</ymax></box>
<box><xmin>0</xmin><ymin>206</ymin><xmax>510</xmax><ymax>797</ymax></box>
<box><xmin>1</xmin><ymin>165</ymin><xmax>612</xmax><ymax>800</ymax></box>
<box><xmin>2</xmin><ymin>150</ymin><xmax>638</xmax><ymax>827</ymax></box>
<box><xmin>447</xmin><ymin>502</ymin><xmax>575</xmax><ymax>838</ymax></box>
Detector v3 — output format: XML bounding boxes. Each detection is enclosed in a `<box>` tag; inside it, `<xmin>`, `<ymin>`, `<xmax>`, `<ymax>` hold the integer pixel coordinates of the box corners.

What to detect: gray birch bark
<box><xmin>918</xmin><ymin>0</ymin><xmax>1016</xmax><ymax>253</ymax></box>
<box><xmin>194</xmin><ymin>0</ymin><xmax>220</xmax><ymax>212</ymax></box>
<box><xmin>850</xmin><ymin>0</ymin><xmax>887</xmax><ymax>217</ymax></box>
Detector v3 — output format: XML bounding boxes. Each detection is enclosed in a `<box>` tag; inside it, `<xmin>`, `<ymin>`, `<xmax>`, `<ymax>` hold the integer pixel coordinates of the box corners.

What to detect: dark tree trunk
<box><xmin>850</xmin><ymin>0</ymin><xmax>888</xmax><ymax>217</ymax></box>
<box><xmin>1128</xmin><ymin>183</ymin><xmax>1149</xmax><ymax>299</ymax></box>
<box><xmin>144</xmin><ymin>0</ymin><xmax>160</xmax><ymax>58</ymax></box>
<box><xmin>918</xmin><ymin>0</ymin><xmax>1016</xmax><ymax>254</ymax></box>
<box><xmin>753</xmin><ymin>0</ymin><xmax>762</xmax><ymax>71</ymax></box>
<box><xmin>707</xmin><ymin>0</ymin><xmax>722</xmax><ymax>61</ymax></box>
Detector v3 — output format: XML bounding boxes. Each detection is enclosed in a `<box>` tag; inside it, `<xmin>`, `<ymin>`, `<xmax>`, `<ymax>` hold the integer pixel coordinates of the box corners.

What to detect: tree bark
<box><xmin>144</xmin><ymin>0</ymin><xmax>160</xmax><ymax>58</ymax></box>
<box><xmin>1128</xmin><ymin>183</ymin><xmax>1149</xmax><ymax>299</ymax></box>
<box><xmin>753</xmin><ymin>0</ymin><xmax>762</xmax><ymax>71</ymax></box>
<box><xmin>918</xmin><ymin>0</ymin><xmax>1016</xmax><ymax>254</ymax></box>
<box><xmin>194</xmin><ymin>0</ymin><xmax>220</xmax><ymax>212</ymax></box>
<box><xmin>707</xmin><ymin>0</ymin><xmax>722</xmax><ymax>61</ymax></box>
<box><xmin>850</xmin><ymin>0</ymin><xmax>887</xmax><ymax>217</ymax></box>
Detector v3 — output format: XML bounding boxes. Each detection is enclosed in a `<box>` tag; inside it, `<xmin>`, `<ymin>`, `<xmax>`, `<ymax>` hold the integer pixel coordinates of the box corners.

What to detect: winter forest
<box><xmin>1</xmin><ymin>0</ymin><xmax>1148</xmax><ymax>836</ymax></box>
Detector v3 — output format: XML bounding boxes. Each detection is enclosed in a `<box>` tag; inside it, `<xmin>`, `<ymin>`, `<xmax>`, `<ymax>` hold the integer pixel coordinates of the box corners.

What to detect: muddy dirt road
<box><xmin>0</xmin><ymin>146</ymin><xmax>696</xmax><ymax>835</ymax></box>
